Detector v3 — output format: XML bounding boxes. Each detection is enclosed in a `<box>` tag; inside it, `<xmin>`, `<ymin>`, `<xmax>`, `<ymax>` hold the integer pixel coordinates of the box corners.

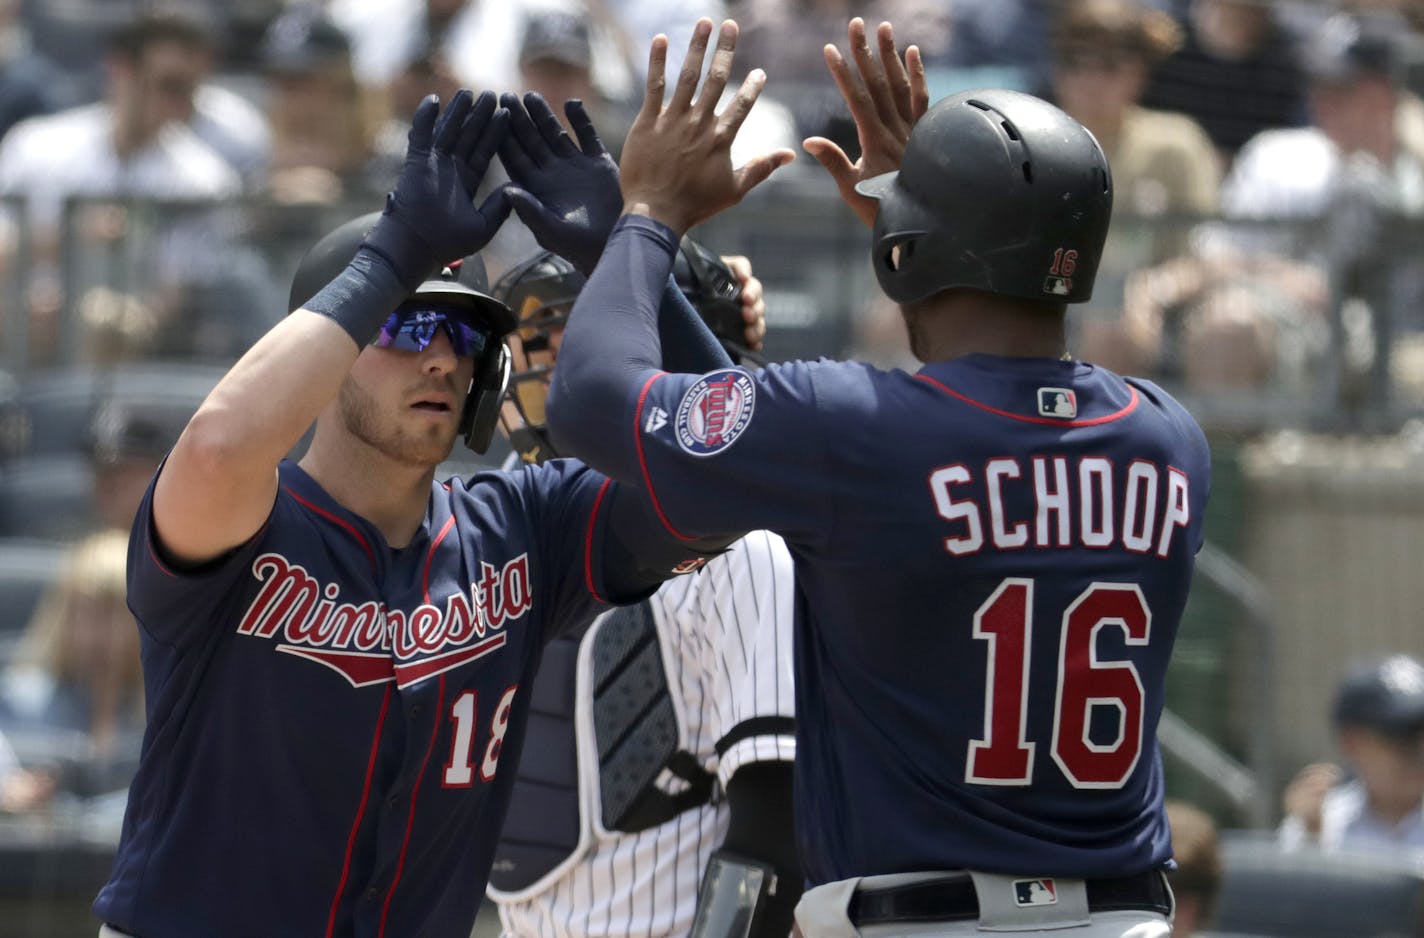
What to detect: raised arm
<box><xmin>153</xmin><ymin>91</ymin><xmax>509</xmax><ymax>564</ymax></box>
<box><xmin>544</xmin><ymin>19</ymin><xmax>793</xmax><ymax>480</ymax></box>
<box><xmin>802</xmin><ymin>18</ymin><xmax>929</xmax><ymax>228</ymax></box>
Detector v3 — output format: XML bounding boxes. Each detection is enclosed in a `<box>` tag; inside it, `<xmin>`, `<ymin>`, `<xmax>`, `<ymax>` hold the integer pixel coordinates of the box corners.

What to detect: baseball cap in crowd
<box><xmin>1333</xmin><ymin>654</ymin><xmax>1424</xmax><ymax>737</ymax></box>
<box><xmin>260</xmin><ymin>4</ymin><xmax>351</xmax><ymax>74</ymax></box>
<box><xmin>519</xmin><ymin>10</ymin><xmax>592</xmax><ymax>70</ymax></box>
<box><xmin>1302</xmin><ymin>12</ymin><xmax>1406</xmax><ymax>85</ymax></box>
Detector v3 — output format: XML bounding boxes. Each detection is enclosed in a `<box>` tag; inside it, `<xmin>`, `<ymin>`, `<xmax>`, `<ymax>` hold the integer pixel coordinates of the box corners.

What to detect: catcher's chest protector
<box><xmin>489</xmin><ymin>600</ymin><xmax>714</xmax><ymax>894</ymax></box>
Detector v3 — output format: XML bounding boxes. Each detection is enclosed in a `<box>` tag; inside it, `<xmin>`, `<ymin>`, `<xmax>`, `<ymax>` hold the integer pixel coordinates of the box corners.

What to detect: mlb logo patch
<box><xmin>1037</xmin><ymin>387</ymin><xmax>1077</xmax><ymax>419</ymax></box>
<box><xmin>1013</xmin><ymin>879</ymin><xmax>1057</xmax><ymax>907</ymax></box>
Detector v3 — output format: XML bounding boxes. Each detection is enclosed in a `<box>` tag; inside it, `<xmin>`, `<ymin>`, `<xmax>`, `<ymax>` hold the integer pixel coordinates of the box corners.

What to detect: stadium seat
<box><xmin>1210</xmin><ymin>831</ymin><xmax>1424</xmax><ymax>937</ymax></box>
<box><xmin>0</xmin><ymin>456</ymin><xmax>94</xmax><ymax>542</ymax></box>
<box><xmin>16</xmin><ymin>361</ymin><xmax>223</xmax><ymax>458</ymax></box>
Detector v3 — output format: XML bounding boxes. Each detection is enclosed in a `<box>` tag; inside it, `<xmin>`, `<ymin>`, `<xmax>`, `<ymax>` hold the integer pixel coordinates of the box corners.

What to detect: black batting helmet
<box><xmin>288</xmin><ymin>212</ymin><xmax>516</xmax><ymax>453</ymax></box>
<box><xmin>1334</xmin><ymin>655</ymin><xmax>1424</xmax><ymax>738</ymax></box>
<box><xmin>856</xmin><ymin>89</ymin><xmax>1113</xmax><ymax>306</ymax></box>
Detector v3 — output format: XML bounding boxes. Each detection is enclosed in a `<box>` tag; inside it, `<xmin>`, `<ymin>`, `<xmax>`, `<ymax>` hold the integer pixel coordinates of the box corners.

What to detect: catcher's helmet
<box><xmin>856</xmin><ymin>89</ymin><xmax>1113</xmax><ymax>306</ymax></box>
<box><xmin>1334</xmin><ymin>655</ymin><xmax>1424</xmax><ymax>737</ymax></box>
<box><xmin>287</xmin><ymin>212</ymin><xmax>516</xmax><ymax>453</ymax></box>
<box><xmin>491</xmin><ymin>241</ymin><xmax>752</xmax><ymax>465</ymax></box>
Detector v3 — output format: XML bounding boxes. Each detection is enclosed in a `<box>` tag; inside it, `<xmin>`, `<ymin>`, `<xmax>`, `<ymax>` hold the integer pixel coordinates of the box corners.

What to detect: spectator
<box><xmin>0</xmin><ymin>5</ymin><xmax>242</xmax><ymax>236</ymax></box>
<box><xmin>517</xmin><ymin>8</ymin><xmax>632</xmax><ymax>145</ymax></box>
<box><xmin>0</xmin><ymin>5</ymin><xmax>242</xmax><ymax>364</ymax></box>
<box><xmin>1080</xmin><ymin>250</ymin><xmax>1329</xmax><ymax>393</ymax></box>
<box><xmin>1220</xmin><ymin>11</ymin><xmax>1424</xmax><ymax>228</ymax></box>
<box><xmin>258</xmin><ymin>3</ymin><xmax>380</xmax><ymax>205</ymax></box>
<box><xmin>1049</xmin><ymin>0</ymin><xmax>1219</xmax><ymax>225</ymax></box>
<box><xmin>1165</xmin><ymin>799</ymin><xmax>1222</xmax><ymax>938</ymax></box>
<box><xmin>1281</xmin><ymin>654</ymin><xmax>1424</xmax><ymax>859</ymax></box>
<box><xmin>0</xmin><ymin>529</ymin><xmax>144</xmax><ymax>803</ymax></box>
<box><xmin>1211</xmin><ymin>10</ymin><xmax>1424</xmax><ymax>403</ymax></box>
<box><xmin>331</xmin><ymin>0</ymin><xmax>637</xmax><ymax>111</ymax></box>
<box><xmin>1141</xmin><ymin>0</ymin><xmax>1309</xmax><ymax>168</ymax></box>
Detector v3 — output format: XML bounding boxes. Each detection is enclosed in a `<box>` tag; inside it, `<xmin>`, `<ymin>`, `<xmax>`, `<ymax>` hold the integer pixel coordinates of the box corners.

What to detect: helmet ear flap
<box><xmin>461</xmin><ymin>342</ymin><xmax>512</xmax><ymax>453</ymax></box>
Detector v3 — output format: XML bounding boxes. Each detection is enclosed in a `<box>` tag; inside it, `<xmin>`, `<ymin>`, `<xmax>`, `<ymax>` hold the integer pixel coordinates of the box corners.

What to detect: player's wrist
<box><xmin>300</xmin><ymin>248</ymin><xmax>409</xmax><ymax>348</ymax></box>
<box><xmin>362</xmin><ymin>200</ymin><xmax>440</xmax><ymax>291</ymax></box>
<box><xmin>621</xmin><ymin>200</ymin><xmax>692</xmax><ymax>239</ymax></box>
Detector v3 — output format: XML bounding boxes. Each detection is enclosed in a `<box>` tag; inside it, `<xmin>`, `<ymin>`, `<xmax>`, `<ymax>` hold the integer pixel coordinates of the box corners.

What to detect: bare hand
<box><xmin>803</xmin><ymin>19</ymin><xmax>929</xmax><ymax>228</ymax></box>
<box><xmin>722</xmin><ymin>255</ymin><xmax>765</xmax><ymax>351</ymax></box>
<box><xmin>1283</xmin><ymin>762</ymin><xmax>1342</xmax><ymax>836</ymax></box>
<box><xmin>620</xmin><ymin>19</ymin><xmax>797</xmax><ymax>236</ymax></box>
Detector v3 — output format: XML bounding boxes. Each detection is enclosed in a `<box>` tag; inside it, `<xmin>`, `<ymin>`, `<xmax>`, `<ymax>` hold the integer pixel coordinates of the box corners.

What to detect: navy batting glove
<box><xmin>499</xmin><ymin>93</ymin><xmax>622</xmax><ymax>276</ymax></box>
<box><xmin>364</xmin><ymin>90</ymin><xmax>513</xmax><ymax>290</ymax></box>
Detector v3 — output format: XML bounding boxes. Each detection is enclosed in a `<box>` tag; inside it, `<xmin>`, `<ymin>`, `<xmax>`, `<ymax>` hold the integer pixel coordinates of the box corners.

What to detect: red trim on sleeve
<box><xmin>286</xmin><ymin>487</ymin><xmax>378</xmax><ymax>569</ymax></box>
<box><xmin>423</xmin><ymin>515</ymin><xmax>457</xmax><ymax>603</ymax></box>
<box><xmin>378</xmin><ymin>674</ymin><xmax>447</xmax><ymax>937</ymax></box>
<box><xmin>583</xmin><ymin>478</ymin><xmax>612</xmax><ymax>603</ymax></box>
<box><xmin>632</xmin><ymin>372</ymin><xmax>694</xmax><ymax>542</ymax></box>
<box><xmin>325</xmin><ymin>685</ymin><xmax>393</xmax><ymax>938</ymax></box>
<box><xmin>914</xmin><ymin>375</ymin><xmax>1140</xmax><ymax>427</ymax></box>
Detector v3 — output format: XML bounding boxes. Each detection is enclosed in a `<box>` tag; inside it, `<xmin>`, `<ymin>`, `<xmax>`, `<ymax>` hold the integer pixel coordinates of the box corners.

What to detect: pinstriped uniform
<box><xmin>491</xmin><ymin>529</ymin><xmax>796</xmax><ymax>938</ymax></box>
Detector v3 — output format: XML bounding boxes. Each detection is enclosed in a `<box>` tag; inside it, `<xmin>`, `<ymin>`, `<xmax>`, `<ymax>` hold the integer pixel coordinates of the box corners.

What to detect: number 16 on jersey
<box><xmin>967</xmin><ymin>578</ymin><xmax>1150</xmax><ymax>790</ymax></box>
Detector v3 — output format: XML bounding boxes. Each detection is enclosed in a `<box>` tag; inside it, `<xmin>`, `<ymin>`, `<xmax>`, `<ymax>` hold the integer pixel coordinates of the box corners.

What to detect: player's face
<box><xmin>340</xmin><ymin>313</ymin><xmax>479</xmax><ymax>467</ymax></box>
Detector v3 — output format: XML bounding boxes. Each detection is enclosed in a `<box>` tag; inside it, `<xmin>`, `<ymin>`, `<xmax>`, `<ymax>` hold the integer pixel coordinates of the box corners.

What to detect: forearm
<box><xmin>713</xmin><ymin>761</ymin><xmax>802</xmax><ymax>938</ymax></box>
<box><xmin>659</xmin><ymin>274</ymin><xmax>734</xmax><ymax>373</ymax></box>
<box><xmin>546</xmin><ymin>214</ymin><xmax>679</xmax><ymax>480</ymax></box>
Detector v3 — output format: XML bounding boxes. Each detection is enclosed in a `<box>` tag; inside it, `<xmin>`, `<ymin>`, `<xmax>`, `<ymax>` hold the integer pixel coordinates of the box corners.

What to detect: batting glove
<box><xmin>364</xmin><ymin>90</ymin><xmax>513</xmax><ymax>290</ymax></box>
<box><xmin>499</xmin><ymin>93</ymin><xmax>622</xmax><ymax>276</ymax></box>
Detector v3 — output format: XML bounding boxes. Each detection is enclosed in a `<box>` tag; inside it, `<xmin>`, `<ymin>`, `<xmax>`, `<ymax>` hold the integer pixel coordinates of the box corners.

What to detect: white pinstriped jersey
<box><xmin>489</xmin><ymin>528</ymin><xmax>796</xmax><ymax>938</ymax></box>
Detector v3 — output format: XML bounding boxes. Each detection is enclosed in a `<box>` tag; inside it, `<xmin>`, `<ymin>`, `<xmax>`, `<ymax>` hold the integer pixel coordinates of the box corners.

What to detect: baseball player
<box><xmin>484</xmin><ymin>247</ymin><xmax>801</xmax><ymax>938</ymax></box>
<box><xmin>91</xmin><ymin>91</ymin><xmax>726</xmax><ymax>938</ymax></box>
<box><xmin>516</xmin><ymin>17</ymin><xmax>1210</xmax><ymax>938</ymax></box>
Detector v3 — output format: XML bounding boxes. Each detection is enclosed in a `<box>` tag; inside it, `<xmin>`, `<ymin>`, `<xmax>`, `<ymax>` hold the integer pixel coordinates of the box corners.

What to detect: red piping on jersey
<box><xmin>378</xmin><ymin>674</ymin><xmax>447</xmax><ymax>938</ymax></box>
<box><xmin>325</xmin><ymin>684</ymin><xmax>393</xmax><ymax>938</ymax></box>
<box><xmin>286</xmin><ymin>487</ymin><xmax>377</xmax><ymax>569</ymax></box>
<box><xmin>584</xmin><ymin>478</ymin><xmax>613</xmax><ymax>603</ymax></box>
<box><xmin>632</xmin><ymin>371</ymin><xmax>694</xmax><ymax>541</ymax></box>
<box><xmin>423</xmin><ymin>515</ymin><xmax>457</xmax><ymax>600</ymax></box>
<box><xmin>914</xmin><ymin>375</ymin><xmax>1140</xmax><ymax>427</ymax></box>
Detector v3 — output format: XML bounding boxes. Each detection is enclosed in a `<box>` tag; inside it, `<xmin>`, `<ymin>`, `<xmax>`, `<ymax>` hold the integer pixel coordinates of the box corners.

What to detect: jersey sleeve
<box><xmin>125</xmin><ymin>471</ymin><xmax>274</xmax><ymax>648</ymax></box>
<box><xmin>656</xmin><ymin>530</ymin><xmax>797</xmax><ymax>786</ymax></box>
<box><xmin>518</xmin><ymin>459</ymin><xmax>685</xmax><ymax>636</ymax></box>
<box><xmin>615</xmin><ymin>358</ymin><xmax>880</xmax><ymax>545</ymax></box>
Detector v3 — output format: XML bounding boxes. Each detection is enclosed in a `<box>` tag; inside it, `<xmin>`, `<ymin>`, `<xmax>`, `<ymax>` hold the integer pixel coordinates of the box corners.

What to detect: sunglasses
<box><xmin>372</xmin><ymin>307</ymin><xmax>490</xmax><ymax>359</ymax></box>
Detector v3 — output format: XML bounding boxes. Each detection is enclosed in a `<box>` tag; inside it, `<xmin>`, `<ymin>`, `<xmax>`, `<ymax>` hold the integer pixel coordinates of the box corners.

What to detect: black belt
<box><xmin>847</xmin><ymin>870</ymin><xmax>1172</xmax><ymax>925</ymax></box>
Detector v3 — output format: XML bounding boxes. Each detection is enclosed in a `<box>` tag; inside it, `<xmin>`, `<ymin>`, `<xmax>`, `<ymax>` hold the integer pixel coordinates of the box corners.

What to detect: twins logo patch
<box><xmin>1013</xmin><ymin>879</ymin><xmax>1057</xmax><ymax>907</ymax></box>
<box><xmin>1037</xmin><ymin>387</ymin><xmax>1077</xmax><ymax>419</ymax></box>
<box><xmin>673</xmin><ymin>369</ymin><xmax>755</xmax><ymax>457</ymax></box>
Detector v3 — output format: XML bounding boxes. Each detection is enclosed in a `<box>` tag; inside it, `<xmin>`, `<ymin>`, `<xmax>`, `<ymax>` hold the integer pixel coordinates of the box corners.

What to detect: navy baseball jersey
<box><xmin>585</xmin><ymin>352</ymin><xmax>1209</xmax><ymax>886</ymax></box>
<box><xmin>94</xmin><ymin>458</ymin><xmax>642</xmax><ymax>938</ymax></box>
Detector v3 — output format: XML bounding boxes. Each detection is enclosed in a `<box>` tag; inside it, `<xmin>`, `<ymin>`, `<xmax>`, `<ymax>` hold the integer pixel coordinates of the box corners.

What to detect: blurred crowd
<box><xmin>1</xmin><ymin>0</ymin><xmax>1424</xmax><ymax>934</ymax></box>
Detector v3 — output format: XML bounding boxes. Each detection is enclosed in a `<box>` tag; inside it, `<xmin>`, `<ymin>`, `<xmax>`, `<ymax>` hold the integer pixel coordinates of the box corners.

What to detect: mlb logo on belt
<box><xmin>1037</xmin><ymin>387</ymin><xmax>1077</xmax><ymax>419</ymax></box>
<box><xmin>1013</xmin><ymin>879</ymin><xmax>1057</xmax><ymax>907</ymax></box>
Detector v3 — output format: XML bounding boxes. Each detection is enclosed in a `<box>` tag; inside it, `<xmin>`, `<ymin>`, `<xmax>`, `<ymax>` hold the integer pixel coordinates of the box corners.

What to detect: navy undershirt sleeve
<box><xmin>546</xmin><ymin>214</ymin><xmax>681</xmax><ymax>482</ymax></box>
<box><xmin>659</xmin><ymin>274</ymin><xmax>734</xmax><ymax>373</ymax></box>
